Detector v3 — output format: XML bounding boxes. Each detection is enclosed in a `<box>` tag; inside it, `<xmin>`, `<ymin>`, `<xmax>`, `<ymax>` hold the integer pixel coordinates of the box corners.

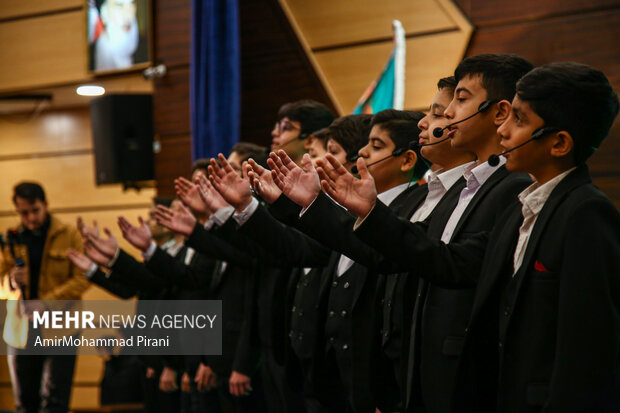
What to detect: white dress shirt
<box><xmin>441</xmin><ymin>157</ymin><xmax>506</xmax><ymax>243</ymax></box>
<box><xmin>410</xmin><ymin>162</ymin><xmax>474</xmax><ymax>223</ymax></box>
<box><xmin>512</xmin><ymin>168</ymin><xmax>575</xmax><ymax>275</ymax></box>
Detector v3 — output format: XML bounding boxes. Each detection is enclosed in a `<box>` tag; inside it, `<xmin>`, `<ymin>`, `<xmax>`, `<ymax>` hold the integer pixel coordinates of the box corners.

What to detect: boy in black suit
<box><xmin>315</xmin><ymin>54</ymin><xmax>534</xmax><ymax>413</ymax></box>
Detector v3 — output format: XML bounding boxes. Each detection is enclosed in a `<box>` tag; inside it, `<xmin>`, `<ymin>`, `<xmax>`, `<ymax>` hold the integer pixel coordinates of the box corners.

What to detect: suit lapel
<box><xmin>396</xmin><ymin>184</ymin><xmax>428</xmax><ymax>219</ymax></box>
<box><xmin>452</xmin><ymin>166</ymin><xmax>510</xmax><ymax>237</ymax></box>
<box><xmin>504</xmin><ymin>166</ymin><xmax>591</xmax><ymax>310</ymax></box>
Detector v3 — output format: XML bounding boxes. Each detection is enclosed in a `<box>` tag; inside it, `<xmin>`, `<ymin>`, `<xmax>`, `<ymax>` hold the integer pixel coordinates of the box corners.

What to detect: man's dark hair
<box><xmin>327</xmin><ymin>114</ymin><xmax>372</xmax><ymax>161</ymax></box>
<box><xmin>192</xmin><ymin>158</ymin><xmax>210</xmax><ymax>174</ymax></box>
<box><xmin>437</xmin><ymin>76</ymin><xmax>457</xmax><ymax>91</ymax></box>
<box><xmin>13</xmin><ymin>182</ymin><xmax>46</xmax><ymax>204</ymax></box>
<box><xmin>516</xmin><ymin>62</ymin><xmax>619</xmax><ymax>165</ymax></box>
<box><xmin>370</xmin><ymin>109</ymin><xmax>429</xmax><ymax>179</ymax></box>
<box><xmin>153</xmin><ymin>196</ymin><xmax>174</xmax><ymax>208</ymax></box>
<box><xmin>230</xmin><ymin>142</ymin><xmax>269</xmax><ymax>163</ymax></box>
<box><xmin>454</xmin><ymin>53</ymin><xmax>534</xmax><ymax>102</ymax></box>
<box><xmin>277</xmin><ymin>100</ymin><xmax>336</xmax><ymax>136</ymax></box>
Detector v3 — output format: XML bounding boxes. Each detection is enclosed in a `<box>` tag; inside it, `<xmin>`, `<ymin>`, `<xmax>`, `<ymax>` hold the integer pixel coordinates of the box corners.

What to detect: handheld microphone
<box><xmin>487</xmin><ymin>126</ymin><xmax>560</xmax><ymax>166</ymax></box>
<box><xmin>432</xmin><ymin>99</ymin><xmax>499</xmax><ymax>138</ymax></box>
<box><xmin>351</xmin><ymin>147</ymin><xmax>406</xmax><ymax>174</ymax></box>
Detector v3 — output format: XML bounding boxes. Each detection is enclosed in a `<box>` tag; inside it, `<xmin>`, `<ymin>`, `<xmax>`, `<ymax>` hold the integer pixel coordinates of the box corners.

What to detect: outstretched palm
<box><xmin>86</xmin><ymin>228</ymin><xmax>118</xmax><ymax>258</ymax></box>
<box><xmin>246</xmin><ymin>159</ymin><xmax>281</xmax><ymax>204</ymax></box>
<box><xmin>208</xmin><ymin>154</ymin><xmax>253</xmax><ymax>211</ymax></box>
<box><xmin>269</xmin><ymin>151</ymin><xmax>320</xmax><ymax>208</ymax></box>
<box><xmin>195</xmin><ymin>173</ymin><xmax>230</xmax><ymax>212</ymax></box>
<box><xmin>117</xmin><ymin>216</ymin><xmax>153</xmax><ymax>251</ymax></box>
<box><xmin>316</xmin><ymin>154</ymin><xmax>378</xmax><ymax>218</ymax></box>
<box><xmin>153</xmin><ymin>204</ymin><xmax>197</xmax><ymax>236</ymax></box>
<box><xmin>175</xmin><ymin>177</ymin><xmax>209</xmax><ymax>215</ymax></box>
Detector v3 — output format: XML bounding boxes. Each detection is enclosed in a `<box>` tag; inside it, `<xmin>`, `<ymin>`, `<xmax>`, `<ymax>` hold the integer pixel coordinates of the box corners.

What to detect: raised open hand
<box><xmin>316</xmin><ymin>154</ymin><xmax>378</xmax><ymax>218</ymax></box>
<box><xmin>66</xmin><ymin>248</ymin><xmax>94</xmax><ymax>272</ymax></box>
<box><xmin>77</xmin><ymin>216</ymin><xmax>99</xmax><ymax>239</ymax></box>
<box><xmin>175</xmin><ymin>176</ymin><xmax>209</xmax><ymax>215</ymax></box>
<box><xmin>84</xmin><ymin>241</ymin><xmax>112</xmax><ymax>266</ymax></box>
<box><xmin>117</xmin><ymin>216</ymin><xmax>152</xmax><ymax>252</ymax></box>
<box><xmin>268</xmin><ymin>151</ymin><xmax>319</xmax><ymax>208</ymax></box>
<box><xmin>153</xmin><ymin>203</ymin><xmax>197</xmax><ymax>236</ymax></box>
<box><xmin>86</xmin><ymin>227</ymin><xmax>118</xmax><ymax>258</ymax></box>
<box><xmin>208</xmin><ymin>154</ymin><xmax>252</xmax><ymax>212</ymax></box>
<box><xmin>247</xmin><ymin>158</ymin><xmax>281</xmax><ymax>204</ymax></box>
<box><xmin>195</xmin><ymin>172</ymin><xmax>230</xmax><ymax>212</ymax></box>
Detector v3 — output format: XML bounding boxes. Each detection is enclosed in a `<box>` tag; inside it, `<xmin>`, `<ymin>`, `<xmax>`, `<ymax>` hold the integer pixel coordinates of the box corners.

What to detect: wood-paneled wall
<box><xmin>0</xmin><ymin>107</ymin><xmax>155</xmax><ymax>410</ymax></box>
<box><xmin>454</xmin><ymin>0</ymin><xmax>620</xmax><ymax>208</ymax></box>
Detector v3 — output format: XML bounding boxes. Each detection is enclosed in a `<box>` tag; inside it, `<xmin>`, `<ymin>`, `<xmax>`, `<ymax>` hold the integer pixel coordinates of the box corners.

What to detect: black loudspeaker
<box><xmin>90</xmin><ymin>94</ymin><xmax>154</xmax><ymax>185</ymax></box>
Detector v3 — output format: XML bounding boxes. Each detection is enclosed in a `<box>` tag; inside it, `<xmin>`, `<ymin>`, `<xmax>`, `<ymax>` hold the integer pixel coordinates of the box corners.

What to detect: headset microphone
<box><xmin>487</xmin><ymin>126</ymin><xmax>560</xmax><ymax>166</ymax></box>
<box><xmin>432</xmin><ymin>99</ymin><xmax>499</xmax><ymax>138</ymax></box>
<box><xmin>275</xmin><ymin>132</ymin><xmax>309</xmax><ymax>150</ymax></box>
<box><xmin>351</xmin><ymin>147</ymin><xmax>406</xmax><ymax>174</ymax></box>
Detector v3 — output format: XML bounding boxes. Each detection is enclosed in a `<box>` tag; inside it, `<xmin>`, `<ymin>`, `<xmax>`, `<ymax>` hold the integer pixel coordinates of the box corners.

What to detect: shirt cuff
<box><xmin>107</xmin><ymin>248</ymin><xmax>121</xmax><ymax>267</ymax></box>
<box><xmin>84</xmin><ymin>263</ymin><xmax>98</xmax><ymax>279</ymax></box>
<box><xmin>299</xmin><ymin>195</ymin><xmax>319</xmax><ymax>217</ymax></box>
<box><xmin>233</xmin><ymin>198</ymin><xmax>259</xmax><ymax>226</ymax></box>
<box><xmin>353</xmin><ymin>203</ymin><xmax>377</xmax><ymax>231</ymax></box>
<box><xmin>213</xmin><ymin>206</ymin><xmax>235</xmax><ymax>227</ymax></box>
<box><xmin>142</xmin><ymin>242</ymin><xmax>157</xmax><ymax>262</ymax></box>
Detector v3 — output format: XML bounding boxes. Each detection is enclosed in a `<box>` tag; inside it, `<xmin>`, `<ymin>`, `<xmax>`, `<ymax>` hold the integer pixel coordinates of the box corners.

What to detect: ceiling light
<box><xmin>76</xmin><ymin>85</ymin><xmax>105</xmax><ymax>96</ymax></box>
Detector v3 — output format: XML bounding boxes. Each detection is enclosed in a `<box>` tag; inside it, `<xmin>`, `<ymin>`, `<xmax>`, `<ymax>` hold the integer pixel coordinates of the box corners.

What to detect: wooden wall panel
<box><xmin>155</xmin><ymin>135</ymin><xmax>192</xmax><ymax>197</ymax></box>
<box><xmin>238</xmin><ymin>0</ymin><xmax>336</xmax><ymax>148</ymax></box>
<box><xmin>0</xmin><ymin>0</ymin><xmax>82</xmax><ymax>21</ymax></box>
<box><xmin>0</xmin><ymin>11</ymin><xmax>87</xmax><ymax>92</ymax></box>
<box><xmin>315</xmin><ymin>31</ymin><xmax>470</xmax><ymax>113</ymax></box>
<box><xmin>154</xmin><ymin>0</ymin><xmax>191</xmax><ymax>67</ymax></box>
<box><xmin>454</xmin><ymin>0</ymin><xmax>620</xmax><ymax>26</ymax></box>
<box><xmin>284</xmin><ymin>0</ymin><xmax>456</xmax><ymax>49</ymax></box>
<box><xmin>153</xmin><ymin>67</ymin><xmax>190</xmax><ymax>137</ymax></box>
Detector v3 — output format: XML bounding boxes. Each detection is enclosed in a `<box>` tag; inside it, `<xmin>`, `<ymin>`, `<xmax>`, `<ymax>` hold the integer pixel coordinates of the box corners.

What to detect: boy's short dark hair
<box><xmin>516</xmin><ymin>62</ymin><xmax>619</xmax><ymax>165</ymax></box>
<box><xmin>311</xmin><ymin>128</ymin><xmax>330</xmax><ymax>150</ymax></box>
<box><xmin>13</xmin><ymin>182</ymin><xmax>46</xmax><ymax>204</ymax></box>
<box><xmin>455</xmin><ymin>53</ymin><xmax>534</xmax><ymax>102</ymax></box>
<box><xmin>230</xmin><ymin>142</ymin><xmax>269</xmax><ymax>163</ymax></box>
<box><xmin>277</xmin><ymin>100</ymin><xmax>336</xmax><ymax>136</ymax></box>
<box><xmin>326</xmin><ymin>114</ymin><xmax>373</xmax><ymax>161</ymax></box>
<box><xmin>192</xmin><ymin>158</ymin><xmax>210</xmax><ymax>174</ymax></box>
<box><xmin>370</xmin><ymin>109</ymin><xmax>429</xmax><ymax>179</ymax></box>
<box><xmin>153</xmin><ymin>196</ymin><xmax>174</xmax><ymax>208</ymax></box>
<box><xmin>437</xmin><ymin>76</ymin><xmax>457</xmax><ymax>91</ymax></box>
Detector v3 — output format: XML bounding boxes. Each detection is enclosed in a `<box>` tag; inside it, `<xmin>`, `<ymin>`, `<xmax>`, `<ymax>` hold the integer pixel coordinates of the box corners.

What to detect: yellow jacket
<box><xmin>0</xmin><ymin>215</ymin><xmax>90</xmax><ymax>348</ymax></box>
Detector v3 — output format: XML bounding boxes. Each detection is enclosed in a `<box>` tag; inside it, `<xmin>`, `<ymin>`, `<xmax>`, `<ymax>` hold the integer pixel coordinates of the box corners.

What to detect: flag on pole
<box><xmin>353</xmin><ymin>20</ymin><xmax>406</xmax><ymax>114</ymax></box>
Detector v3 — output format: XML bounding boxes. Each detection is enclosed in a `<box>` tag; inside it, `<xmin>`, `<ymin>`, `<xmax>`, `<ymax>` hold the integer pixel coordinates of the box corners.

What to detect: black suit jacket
<box><xmin>355</xmin><ymin>166</ymin><xmax>531</xmax><ymax>412</ymax></box>
<box><xmin>453</xmin><ymin>165</ymin><xmax>620</xmax><ymax>413</ymax></box>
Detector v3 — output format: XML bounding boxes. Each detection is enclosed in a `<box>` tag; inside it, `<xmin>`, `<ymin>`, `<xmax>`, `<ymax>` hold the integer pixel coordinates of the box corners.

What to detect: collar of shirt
<box><xmin>518</xmin><ymin>167</ymin><xmax>576</xmax><ymax>217</ymax></box>
<box><xmin>463</xmin><ymin>156</ymin><xmax>506</xmax><ymax>191</ymax></box>
<box><xmin>164</xmin><ymin>239</ymin><xmax>184</xmax><ymax>257</ymax></box>
<box><xmin>434</xmin><ymin>161</ymin><xmax>475</xmax><ymax>193</ymax></box>
<box><xmin>377</xmin><ymin>182</ymin><xmax>412</xmax><ymax>206</ymax></box>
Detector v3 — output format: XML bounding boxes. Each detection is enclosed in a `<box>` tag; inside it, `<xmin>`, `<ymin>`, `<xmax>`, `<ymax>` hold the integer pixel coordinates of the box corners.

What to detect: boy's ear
<box><xmin>400</xmin><ymin>150</ymin><xmax>417</xmax><ymax>173</ymax></box>
<box><xmin>549</xmin><ymin>131</ymin><xmax>574</xmax><ymax>159</ymax></box>
<box><xmin>493</xmin><ymin>100</ymin><xmax>512</xmax><ymax>126</ymax></box>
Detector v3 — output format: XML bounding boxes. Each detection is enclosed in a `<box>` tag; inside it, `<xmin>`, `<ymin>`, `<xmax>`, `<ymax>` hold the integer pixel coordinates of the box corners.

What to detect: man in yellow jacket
<box><xmin>0</xmin><ymin>181</ymin><xmax>89</xmax><ymax>413</ymax></box>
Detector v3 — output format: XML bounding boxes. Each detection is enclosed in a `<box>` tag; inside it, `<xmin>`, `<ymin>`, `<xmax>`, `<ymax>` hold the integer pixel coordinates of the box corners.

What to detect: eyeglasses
<box><xmin>273</xmin><ymin>120</ymin><xmax>301</xmax><ymax>135</ymax></box>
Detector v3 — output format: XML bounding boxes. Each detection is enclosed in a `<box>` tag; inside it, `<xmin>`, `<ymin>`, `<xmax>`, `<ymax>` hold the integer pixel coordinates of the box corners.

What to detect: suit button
<box><xmin>329</xmin><ymin>337</ymin><xmax>335</xmax><ymax>344</ymax></box>
<box><xmin>465</xmin><ymin>327</ymin><xmax>468</xmax><ymax>333</ymax></box>
<box><xmin>342</xmin><ymin>344</ymin><xmax>349</xmax><ymax>350</ymax></box>
<box><xmin>303</xmin><ymin>282</ymin><xmax>309</xmax><ymax>287</ymax></box>
<box><xmin>299</xmin><ymin>311</ymin><xmax>304</xmax><ymax>316</ymax></box>
<box><xmin>341</xmin><ymin>310</ymin><xmax>347</xmax><ymax>317</ymax></box>
<box><xmin>289</xmin><ymin>331</ymin><xmax>294</xmax><ymax>338</ymax></box>
<box><xmin>329</xmin><ymin>311</ymin><xmax>335</xmax><ymax>317</ymax></box>
<box><xmin>384</xmin><ymin>332</ymin><xmax>389</xmax><ymax>338</ymax></box>
<box><xmin>499</xmin><ymin>341</ymin><xmax>503</xmax><ymax>349</ymax></box>
<box><xmin>332</xmin><ymin>281</ymin><xmax>338</xmax><ymax>287</ymax></box>
<box><xmin>298</xmin><ymin>333</ymin><xmax>303</xmax><ymax>339</ymax></box>
<box><xmin>387</xmin><ymin>300</ymin><xmax>392</xmax><ymax>308</ymax></box>
<box><xmin>504</xmin><ymin>306</ymin><xmax>510</xmax><ymax>317</ymax></box>
<box><xmin>344</xmin><ymin>282</ymin><xmax>350</xmax><ymax>289</ymax></box>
